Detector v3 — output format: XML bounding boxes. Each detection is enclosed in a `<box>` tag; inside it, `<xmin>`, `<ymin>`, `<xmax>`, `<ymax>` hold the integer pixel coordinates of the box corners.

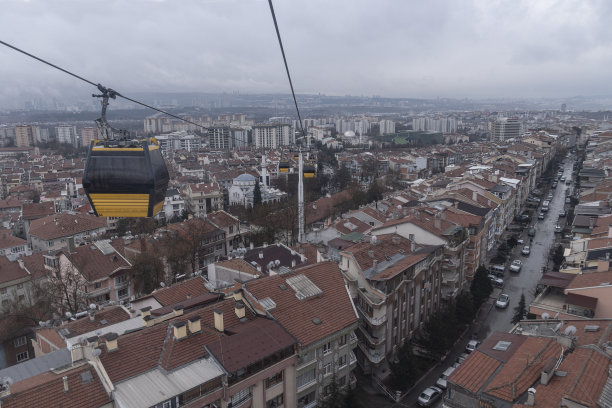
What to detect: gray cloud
<box><xmin>1</xmin><ymin>0</ymin><xmax>612</xmax><ymax>108</ymax></box>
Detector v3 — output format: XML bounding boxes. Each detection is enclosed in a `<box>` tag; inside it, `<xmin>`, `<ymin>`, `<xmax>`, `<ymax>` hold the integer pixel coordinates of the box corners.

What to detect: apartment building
<box><xmin>183</xmin><ymin>182</ymin><xmax>224</xmax><ymax>217</ymax></box>
<box><xmin>240</xmin><ymin>261</ymin><xmax>359</xmax><ymax>407</ymax></box>
<box><xmin>339</xmin><ymin>233</ymin><xmax>443</xmax><ymax>376</ymax></box>
<box><xmin>28</xmin><ymin>212</ymin><xmax>107</xmax><ymax>252</ymax></box>
<box><xmin>253</xmin><ymin>124</ymin><xmax>293</xmax><ymax>149</ymax></box>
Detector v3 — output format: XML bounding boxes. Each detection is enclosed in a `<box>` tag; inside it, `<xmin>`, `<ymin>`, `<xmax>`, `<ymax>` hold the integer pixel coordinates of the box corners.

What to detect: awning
<box><xmin>539</xmin><ymin>272</ymin><xmax>575</xmax><ymax>289</ymax></box>
<box><xmin>565</xmin><ymin>292</ymin><xmax>598</xmax><ymax>310</ymax></box>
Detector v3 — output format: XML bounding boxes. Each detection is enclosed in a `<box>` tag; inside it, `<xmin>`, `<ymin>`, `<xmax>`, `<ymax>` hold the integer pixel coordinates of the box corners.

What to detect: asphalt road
<box><xmin>397</xmin><ymin>157</ymin><xmax>577</xmax><ymax>408</ymax></box>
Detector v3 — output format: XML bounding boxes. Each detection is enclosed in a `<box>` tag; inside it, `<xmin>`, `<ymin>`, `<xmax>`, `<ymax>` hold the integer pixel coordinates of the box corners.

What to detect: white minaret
<box><xmin>261</xmin><ymin>154</ymin><xmax>268</xmax><ymax>187</ymax></box>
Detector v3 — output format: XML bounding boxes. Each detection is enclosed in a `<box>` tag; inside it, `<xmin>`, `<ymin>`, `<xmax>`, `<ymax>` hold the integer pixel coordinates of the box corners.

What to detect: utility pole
<box><xmin>298</xmin><ymin>151</ymin><xmax>304</xmax><ymax>243</ymax></box>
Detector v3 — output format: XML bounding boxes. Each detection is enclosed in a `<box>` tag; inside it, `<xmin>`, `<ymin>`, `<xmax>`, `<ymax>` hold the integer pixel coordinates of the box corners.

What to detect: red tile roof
<box><xmin>29</xmin><ymin>213</ymin><xmax>106</xmax><ymax>241</ymax></box>
<box><xmin>2</xmin><ymin>364</ymin><xmax>112</xmax><ymax>408</ymax></box>
<box><xmin>0</xmin><ymin>256</ymin><xmax>29</xmax><ymax>285</ymax></box>
<box><xmin>449</xmin><ymin>350</ymin><xmax>502</xmax><ymax>394</ymax></box>
<box><xmin>21</xmin><ymin>202</ymin><xmax>55</xmax><ymax>221</ymax></box>
<box><xmin>244</xmin><ymin>262</ymin><xmax>358</xmax><ymax>347</ymax></box>
<box><xmin>566</xmin><ymin>271</ymin><xmax>612</xmax><ymax>290</ymax></box>
<box><xmin>61</xmin><ymin>306</ymin><xmax>131</xmax><ymax>338</ymax></box>
<box><xmin>152</xmin><ymin>277</ymin><xmax>211</xmax><ymax>307</ymax></box>
<box><xmin>64</xmin><ymin>242</ymin><xmax>131</xmax><ymax>282</ymax></box>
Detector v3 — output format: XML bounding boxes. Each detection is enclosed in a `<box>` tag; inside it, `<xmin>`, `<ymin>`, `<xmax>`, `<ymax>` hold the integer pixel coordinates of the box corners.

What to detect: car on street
<box><xmin>465</xmin><ymin>340</ymin><xmax>480</xmax><ymax>353</ymax></box>
<box><xmin>528</xmin><ymin>227</ymin><xmax>536</xmax><ymax>237</ymax></box>
<box><xmin>547</xmin><ymin>194</ymin><xmax>553</xmax><ymax>200</ymax></box>
<box><xmin>436</xmin><ymin>367</ymin><xmax>456</xmax><ymax>389</ymax></box>
<box><xmin>538</xmin><ymin>212</ymin><xmax>545</xmax><ymax>220</ymax></box>
<box><xmin>417</xmin><ymin>386</ymin><xmax>443</xmax><ymax>407</ymax></box>
<box><xmin>565</xmin><ymin>197</ymin><xmax>571</xmax><ymax>204</ymax></box>
<box><xmin>510</xmin><ymin>259</ymin><xmax>522</xmax><ymax>272</ymax></box>
<box><xmin>496</xmin><ymin>293</ymin><xmax>510</xmax><ymax>309</ymax></box>
<box><xmin>561</xmin><ymin>176</ymin><xmax>566</xmax><ymax>182</ymax></box>
<box><xmin>555</xmin><ymin>225</ymin><xmax>562</xmax><ymax>233</ymax></box>
<box><xmin>456</xmin><ymin>353</ymin><xmax>470</xmax><ymax>364</ymax></box>
<box><xmin>559</xmin><ymin>210</ymin><xmax>566</xmax><ymax>217</ymax></box>
<box><xmin>552</xmin><ymin>182</ymin><xmax>558</xmax><ymax>189</ymax></box>
<box><xmin>566</xmin><ymin>179</ymin><xmax>571</xmax><ymax>185</ymax></box>
<box><xmin>517</xmin><ymin>238</ymin><xmax>524</xmax><ymax>245</ymax></box>
<box><xmin>522</xmin><ymin>245</ymin><xmax>531</xmax><ymax>256</ymax></box>
<box><xmin>488</xmin><ymin>274</ymin><xmax>504</xmax><ymax>287</ymax></box>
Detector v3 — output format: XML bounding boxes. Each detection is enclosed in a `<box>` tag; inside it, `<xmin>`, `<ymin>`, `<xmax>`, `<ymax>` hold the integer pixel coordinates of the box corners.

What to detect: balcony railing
<box><xmin>355</xmin><ymin>303</ymin><xmax>386</xmax><ymax>326</ymax></box>
<box><xmin>297</xmin><ymin>377</ymin><xmax>316</xmax><ymax>393</ymax></box>
<box><xmin>358</xmin><ymin>325</ymin><xmax>385</xmax><ymax>346</ymax></box>
<box><xmin>297</xmin><ymin>351</ymin><xmax>316</xmax><ymax>370</ymax></box>
<box><xmin>357</xmin><ymin>343</ymin><xmax>385</xmax><ymax>364</ymax></box>
<box><xmin>349</xmin><ymin>351</ymin><xmax>357</xmax><ymax>366</ymax></box>
<box><xmin>86</xmin><ymin>287</ymin><xmax>110</xmax><ymax>298</ymax></box>
<box><xmin>350</xmin><ymin>331</ymin><xmax>358</xmax><ymax>345</ymax></box>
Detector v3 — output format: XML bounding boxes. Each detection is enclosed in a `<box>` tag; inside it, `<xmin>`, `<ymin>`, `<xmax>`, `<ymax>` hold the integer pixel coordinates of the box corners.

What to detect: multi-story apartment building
<box><xmin>208</xmin><ymin>126</ymin><xmax>232</xmax><ymax>150</ymax></box>
<box><xmin>165</xmin><ymin>217</ymin><xmax>226</xmax><ymax>270</ymax></box>
<box><xmin>490</xmin><ymin>117</ymin><xmax>521</xmax><ymax>141</ymax></box>
<box><xmin>55</xmin><ymin>125</ymin><xmax>78</xmax><ymax>147</ymax></box>
<box><xmin>155</xmin><ymin>131</ymin><xmax>201</xmax><ymax>153</ymax></box>
<box><xmin>240</xmin><ymin>261</ymin><xmax>359</xmax><ymax>407</ymax></box>
<box><xmin>183</xmin><ymin>182</ymin><xmax>224</xmax><ymax>217</ymax></box>
<box><xmin>253</xmin><ymin>124</ymin><xmax>293</xmax><ymax>149</ymax></box>
<box><xmin>339</xmin><ymin>233</ymin><xmax>443</xmax><ymax>376</ymax></box>
<box><xmin>80</xmin><ymin>126</ymin><xmax>98</xmax><ymax>147</ymax></box>
<box><xmin>14</xmin><ymin>125</ymin><xmax>39</xmax><ymax>147</ymax></box>
<box><xmin>207</xmin><ymin>210</ymin><xmax>244</xmax><ymax>256</ymax></box>
<box><xmin>154</xmin><ymin>187</ymin><xmax>186</xmax><ymax>222</ymax></box>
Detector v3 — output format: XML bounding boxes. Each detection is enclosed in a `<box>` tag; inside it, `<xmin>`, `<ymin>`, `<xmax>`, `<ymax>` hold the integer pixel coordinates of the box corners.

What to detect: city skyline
<box><xmin>1</xmin><ymin>0</ymin><xmax>612</xmax><ymax>110</ymax></box>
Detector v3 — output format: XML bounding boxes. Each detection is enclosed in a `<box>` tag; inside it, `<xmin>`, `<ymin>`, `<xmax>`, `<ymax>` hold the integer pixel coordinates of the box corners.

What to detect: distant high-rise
<box><xmin>14</xmin><ymin>125</ymin><xmax>39</xmax><ymax>147</ymax></box>
<box><xmin>253</xmin><ymin>124</ymin><xmax>293</xmax><ymax>149</ymax></box>
<box><xmin>56</xmin><ymin>125</ymin><xmax>78</xmax><ymax>147</ymax></box>
<box><xmin>208</xmin><ymin>127</ymin><xmax>232</xmax><ymax>150</ymax></box>
<box><xmin>379</xmin><ymin>119</ymin><xmax>395</xmax><ymax>136</ymax></box>
<box><xmin>490</xmin><ymin>117</ymin><xmax>521</xmax><ymax>142</ymax></box>
<box><xmin>81</xmin><ymin>127</ymin><xmax>98</xmax><ymax>148</ymax></box>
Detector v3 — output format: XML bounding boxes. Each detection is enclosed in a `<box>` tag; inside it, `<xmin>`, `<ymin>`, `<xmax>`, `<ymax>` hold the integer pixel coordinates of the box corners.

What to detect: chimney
<box><xmin>173</xmin><ymin>305</ymin><xmax>183</xmax><ymax>317</ymax></box>
<box><xmin>373</xmin><ymin>260</ymin><xmax>378</xmax><ymax>270</ymax></box>
<box><xmin>392</xmin><ymin>236</ymin><xmax>400</xmax><ymax>245</ymax></box>
<box><xmin>250</xmin><ymin>242</ymin><xmax>254</xmax><ymax>250</ymax></box>
<box><xmin>411</xmin><ymin>241</ymin><xmax>416</xmax><ymax>252</ymax></box>
<box><xmin>235</xmin><ymin>301</ymin><xmax>245</xmax><ymax>319</ymax></box>
<box><xmin>173</xmin><ymin>321</ymin><xmax>187</xmax><ymax>340</ymax></box>
<box><xmin>86</xmin><ymin>336</ymin><xmax>99</xmax><ymax>348</ymax></box>
<box><xmin>259</xmin><ymin>251</ymin><xmax>264</xmax><ymax>259</ymax></box>
<box><xmin>263</xmin><ymin>242</ymin><xmax>268</xmax><ymax>248</ymax></box>
<box><xmin>70</xmin><ymin>344</ymin><xmax>84</xmax><ymax>363</ymax></box>
<box><xmin>434</xmin><ymin>215</ymin><xmax>441</xmax><ymax>230</ymax></box>
<box><xmin>89</xmin><ymin>311</ymin><xmax>95</xmax><ymax>322</ymax></box>
<box><xmin>526</xmin><ymin>388</ymin><xmax>536</xmax><ymax>406</ymax></box>
<box><xmin>143</xmin><ymin>314</ymin><xmax>154</xmax><ymax>327</ymax></box>
<box><xmin>188</xmin><ymin>317</ymin><xmax>201</xmax><ymax>334</ymax></box>
<box><xmin>214</xmin><ymin>309</ymin><xmax>224</xmax><ymax>332</ymax></box>
<box><xmin>472</xmin><ymin>191</ymin><xmax>477</xmax><ymax>202</ymax></box>
<box><xmin>63</xmin><ymin>376</ymin><xmax>69</xmax><ymax>393</ymax></box>
<box><xmin>17</xmin><ymin>259</ymin><xmax>24</xmax><ymax>269</ymax></box>
<box><xmin>291</xmin><ymin>259</ymin><xmax>296</xmax><ymax>268</ymax></box>
<box><xmin>103</xmin><ymin>332</ymin><xmax>118</xmax><ymax>352</ymax></box>
<box><xmin>368</xmin><ymin>250</ymin><xmax>375</xmax><ymax>258</ymax></box>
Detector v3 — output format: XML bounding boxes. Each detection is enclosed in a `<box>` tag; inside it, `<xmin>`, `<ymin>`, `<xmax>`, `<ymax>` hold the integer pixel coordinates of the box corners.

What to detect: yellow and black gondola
<box><xmin>279</xmin><ymin>160</ymin><xmax>290</xmax><ymax>173</ymax></box>
<box><xmin>82</xmin><ymin>138</ymin><xmax>169</xmax><ymax>217</ymax></box>
<box><xmin>303</xmin><ymin>163</ymin><xmax>316</xmax><ymax>178</ymax></box>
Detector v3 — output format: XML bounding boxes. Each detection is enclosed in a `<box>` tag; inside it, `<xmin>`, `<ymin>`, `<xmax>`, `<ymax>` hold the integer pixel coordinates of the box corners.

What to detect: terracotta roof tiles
<box><xmin>152</xmin><ymin>276</ymin><xmax>211</xmax><ymax>307</ymax></box>
<box><xmin>29</xmin><ymin>213</ymin><xmax>106</xmax><ymax>241</ymax></box>
<box><xmin>449</xmin><ymin>350</ymin><xmax>502</xmax><ymax>394</ymax></box>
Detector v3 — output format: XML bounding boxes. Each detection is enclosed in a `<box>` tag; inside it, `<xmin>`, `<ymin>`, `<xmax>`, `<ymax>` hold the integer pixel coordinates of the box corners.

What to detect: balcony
<box><xmin>357</xmin><ymin>343</ymin><xmax>385</xmax><ymax>364</ymax></box>
<box><xmin>297</xmin><ymin>351</ymin><xmax>316</xmax><ymax>370</ymax></box>
<box><xmin>358</xmin><ymin>324</ymin><xmax>385</xmax><ymax>346</ymax></box>
<box><xmin>300</xmin><ymin>402</ymin><xmax>317</xmax><ymax>408</ymax></box>
<box><xmin>349</xmin><ymin>351</ymin><xmax>357</xmax><ymax>366</ymax></box>
<box><xmin>297</xmin><ymin>376</ymin><xmax>316</xmax><ymax>393</ymax></box>
<box><xmin>86</xmin><ymin>286</ymin><xmax>110</xmax><ymax>298</ymax></box>
<box><xmin>350</xmin><ymin>332</ymin><xmax>358</xmax><ymax>345</ymax></box>
<box><xmin>355</xmin><ymin>303</ymin><xmax>386</xmax><ymax>326</ymax></box>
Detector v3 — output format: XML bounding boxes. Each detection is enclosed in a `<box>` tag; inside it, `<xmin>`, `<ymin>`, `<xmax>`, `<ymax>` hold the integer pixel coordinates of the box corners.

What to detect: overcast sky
<box><xmin>1</xmin><ymin>0</ymin><xmax>612</xmax><ymax>108</ymax></box>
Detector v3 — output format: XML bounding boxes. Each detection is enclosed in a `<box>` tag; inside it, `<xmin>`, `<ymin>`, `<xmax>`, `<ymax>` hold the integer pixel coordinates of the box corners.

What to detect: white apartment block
<box><xmin>55</xmin><ymin>125</ymin><xmax>78</xmax><ymax>147</ymax></box>
<box><xmin>378</xmin><ymin>119</ymin><xmax>395</xmax><ymax>136</ymax></box>
<box><xmin>253</xmin><ymin>124</ymin><xmax>293</xmax><ymax>149</ymax></box>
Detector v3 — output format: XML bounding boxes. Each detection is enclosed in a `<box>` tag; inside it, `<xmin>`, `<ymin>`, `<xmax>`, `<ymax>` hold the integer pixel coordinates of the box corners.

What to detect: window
<box><xmin>338</xmin><ymin>334</ymin><xmax>347</xmax><ymax>347</ymax></box>
<box><xmin>323</xmin><ymin>363</ymin><xmax>332</xmax><ymax>376</ymax></box>
<box><xmin>338</xmin><ymin>354</ymin><xmax>347</xmax><ymax>368</ymax></box>
<box><xmin>230</xmin><ymin>387</ymin><xmax>251</xmax><ymax>406</ymax></box>
<box><xmin>229</xmin><ymin>226</ymin><xmax>234</xmax><ymax>233</ymax></box>
<box><xmin>338</xmin><ymin>375</ymin><xmax>347</xmax><ymax>387</ymax></box>
<box><xmin>47</xmin><ymin>241</ymin><xmax>54</xmax><ymax>247</ymax></box>
<box><xmin>162</xmin><ymin>401</ymin><xmax>171</xmax><ymax>408</ymax></box>
<box><xmin>115</xmin><ymin>275</ymin><xmax>127</xmax><ymax>285</ymax></box>
<box><xmin>266</xmin><ymin>372</ymin><xmax>283</xmax><ymax>389</ymax></box>
<box><xmin>18</xmin><ymin>295</ymin><xmax>24</xmax><ymax>302</ymax></box>
<box><xmin>16</xmin><ymin>351</ymin><xmax>29</xmax><ymax>362</ymax></box>
<box><xmin>118</xmin><ymin>288</ymin><xmax>128</xmax><ymax>299</ymax></box>
<box><xmin>323</xmin><ymin>341</ymin><xmax>332</xmax><ymax>355</ymax></box>
<box><xmin>298</xmin><ymin>391</ymin><xmax>316</xmax><ymax>407</ymax></box>
<box><xmin>266</xmin><ymin>394</ymin><xmax>283</xmax><ymax>408</ymax></box>
<box><xmin>0</xmin><ymin>288</ymin><xmax>6</xmax><ymax>294</ymax></box>
<box><xmin>216</xmin><ymin>244</ymin><xmax>223</xmax><ymax>250</ymax></box>
<box><xmin>16</xmin><ymin>283</ymin><xmax>23</xmax><ymax>289</ymax></box>
<box><xmin>14</xmin><ymin>336</ymin><xmax>27</xmax><ymax>347</ymax></box>
<box><xmin>1</xmin><ymin>300</ymin><xmax>8</xmax><ymax>308</ymax></box>
<box><xmin>94</xmin><ymin>282</ymin><xmax>102</xmax><ymax>289</ymax></box>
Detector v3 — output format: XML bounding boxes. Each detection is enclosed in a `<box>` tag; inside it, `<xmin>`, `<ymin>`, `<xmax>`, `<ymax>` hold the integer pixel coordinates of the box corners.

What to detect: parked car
<box><xmin>496</xmin><ymin>293</ymin><xmax>510</xmax><ymax>309</ymax></box>
<box><xmin>566</xmin><ymin>180</ymin><xmax>571</xmax><ymax>185</ymax></box>
<box><xmin>488</xmin><ymin>274</ymin><xmax>504</xmax><ymax>287</ymax></box>
<box><xmin>510</xmin><ymin>259</ymin><xmax>522</xmax><ymax>272</ymax></box>
<box><xmin>490</xmin><ymin>264</ymin><xmax>505</xmax><ymax>277</ymax></box>
<box><xmin>522</xmin><ymin>246</ymin><xmax>531</xmax><ymax>256</ymax></box>
<box><xmin>555</xmin><ymin>225</ymin><xmax>562</xmax><ymax>233</ymax></box>
<box><xmin>565</xmin><ymin>197</ymin><xmax>571</xmax><ymax>204</ymax></box>
<box><xmin>538</xmin><ymin>212</ymin><xmax>545</xmax><ymax>220</ymax></box>
<box><xmin>547</xmin><ymin>194</ymin><xmax>553</xmax><ymax>201</ymax></box>
<box><xmin>465</xmin><ymin>340</ymin><xmax>480</xmax><ymax>353</ymax></box>
<box><xmin>560</xmin><ymin>176</ymin><xmax>566</xmax><ymax>182</ymax></box>
<box><xmin>436</xmin><ymin>367</ymin><xmax>456</xmax><ymax>389</ymax></box>
<box><xmin>552</xmin><ymin>182</ymin><xmax>558</xmax><ymax>189</ymax></box>
<box><xmin>517</xmin><ymin>238</ymin><xmax>524</xmax><ymax>245</ymax></box>
<box><xmin>417</xmin><ymin>386</ymin><xmax>443</xmax><ymax>407</ymax></box>
<box><xmin>559</xmin><ymin>210</ymin><xmax>566</xmax><ymax>217</ymax></box>
<box><xmin>456</xmin><ymin>353</ymin><xmax>470</xmax><ymax>364</ymax></box>
<box><xmin>528</xmin><ymin>227</ymin><xmax>536</xmax><ymax>237</ymax></box>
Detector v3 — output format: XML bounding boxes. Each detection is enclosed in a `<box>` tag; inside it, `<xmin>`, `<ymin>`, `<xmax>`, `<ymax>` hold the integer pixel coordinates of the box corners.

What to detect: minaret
<box><xmin>261</xmin><ymin>154</ymin><xmax>268</xmax><ymax>187</ymax></box>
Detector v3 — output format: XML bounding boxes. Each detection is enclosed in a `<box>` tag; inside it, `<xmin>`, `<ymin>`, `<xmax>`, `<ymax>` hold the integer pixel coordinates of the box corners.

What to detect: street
<box><xmin>396</xmin><ymin>156</ymin><xmax>576</xmax><ymax>407</ymax></box>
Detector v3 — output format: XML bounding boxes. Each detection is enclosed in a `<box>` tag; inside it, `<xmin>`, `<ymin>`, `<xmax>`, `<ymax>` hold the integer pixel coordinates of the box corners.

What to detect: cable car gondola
<box><xmin>82</xmin><ymin>88</ymin><xmax>169</xmax><ymax>218</ymax></box>
<box><xmin>83</xmin><ymin>138</ymin><xmax>169</xmax><ymax>217</ymax></box>
<box><xmin>279</xmin><ymin>160</ymin><xmax>290</xmax><ymax>173</ymax></box>
<box><xmin>302</xmin><ymin>163</ymin><xmax>316</xmax><ymax>178</ymax></box>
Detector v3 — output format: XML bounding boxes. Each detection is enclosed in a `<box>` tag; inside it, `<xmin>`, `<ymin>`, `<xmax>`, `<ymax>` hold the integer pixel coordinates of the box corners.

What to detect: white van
<box><xmin>542</xmin><ymin>200</ymin><xmax>550</xmax><ymax>212</ymax></box>
<box><xmin>436</xmin><ymin>367</ymin><xmax>456</xmax><ymax>389</ymax></box>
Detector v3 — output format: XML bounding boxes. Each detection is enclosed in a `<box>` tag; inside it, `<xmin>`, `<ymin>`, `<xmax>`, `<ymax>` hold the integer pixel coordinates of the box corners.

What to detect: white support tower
<box><xmin>298</xmin><ymin>152</ymin><xmax>305</xmax><ymax>243</ymax></box>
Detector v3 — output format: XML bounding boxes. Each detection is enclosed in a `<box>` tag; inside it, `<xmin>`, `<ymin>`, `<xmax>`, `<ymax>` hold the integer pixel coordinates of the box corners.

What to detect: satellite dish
<box><xmin>564</xmin><ymin>325</ymin><xmax>577</xmax><ymax>336</ymax></box>
<box><xmin>160</xmin><ymin>282</ymin><xmax>166</xmax><ymax>288</ymax></box>
<box><xmin>92</xmin><ymin>349</ymin><xmax>102</xmax><ymax>357</ymax></box>
<box><xmin>275</xmin><ymin>259</ymin><xmax>281</xmax><ymax>266</ymax></box>
<box><xmin>89</xmin><ymin>304</ymin><xmax>97</xmax><ymax>310</ymax></box>
<box><xmin>541</xmin><ymin>313</ymin><xmax>550</xmax><ymax>320</ymax></box>
<box><xmin>65</xmin><ymin>312</ymin><xmax>72</xmax><ymax>318</ymax></box>
<box><xmin>554</xmin><ymin>322</ymin><xmax>563</xmax><ymax>333</ymax></box>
